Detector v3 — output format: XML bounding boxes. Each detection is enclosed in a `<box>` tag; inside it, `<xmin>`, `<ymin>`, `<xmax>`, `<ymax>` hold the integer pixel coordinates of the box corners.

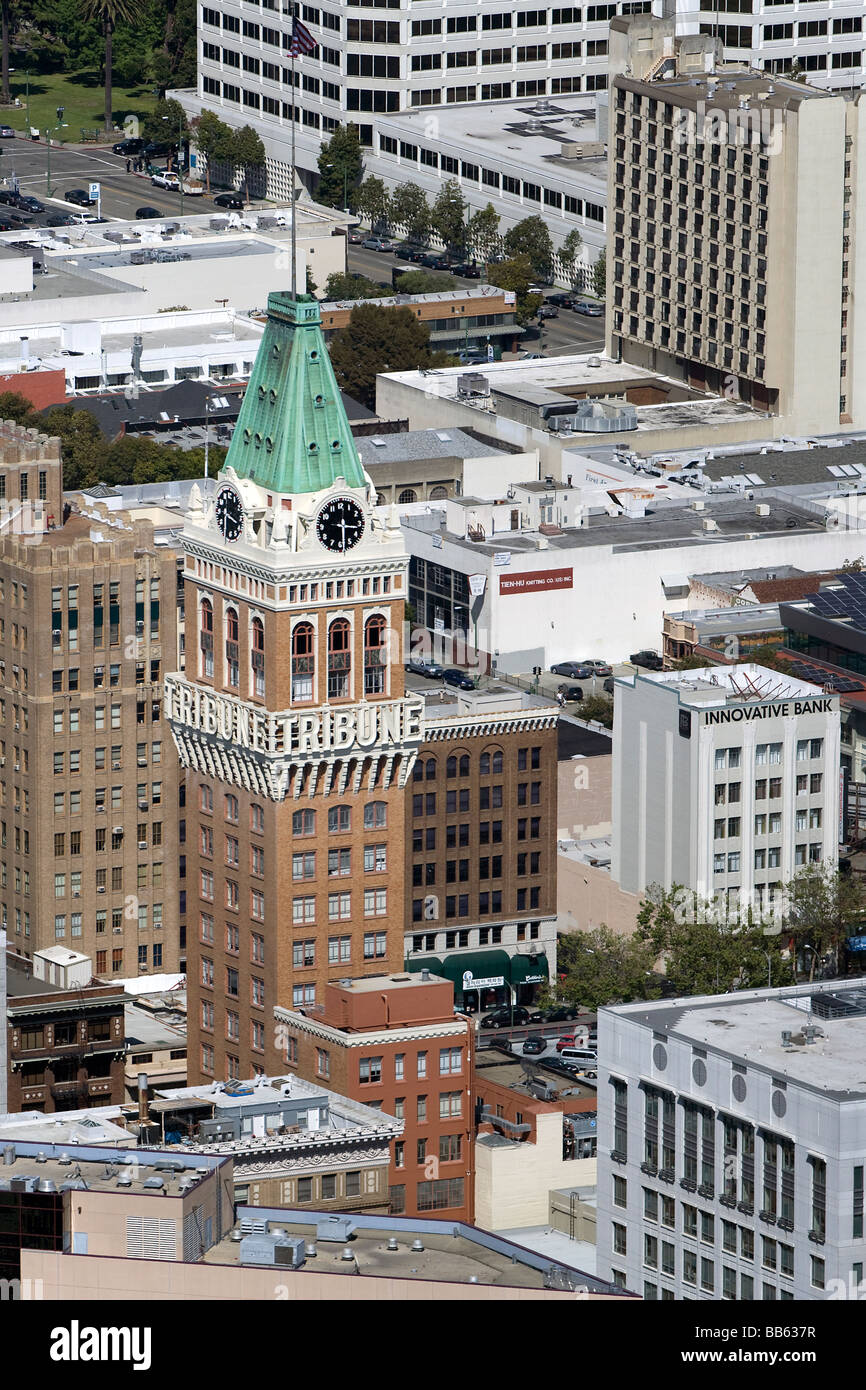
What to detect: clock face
<box><xmin>316</xmin><ymin>496</ymin><xmax>365</xmax><ymax>553</ymax></box>
<box><xmin>215</xmin><ymin>486</ymin><xmax>244</xmax><ymax>542</ymax></box>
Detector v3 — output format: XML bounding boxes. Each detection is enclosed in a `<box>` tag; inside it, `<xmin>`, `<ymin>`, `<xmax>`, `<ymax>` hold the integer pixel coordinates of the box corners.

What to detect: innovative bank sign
<box><xmin>703</xmin><ymin>697</ymin><xmax>836</xmax><ymax>726</ymax></box>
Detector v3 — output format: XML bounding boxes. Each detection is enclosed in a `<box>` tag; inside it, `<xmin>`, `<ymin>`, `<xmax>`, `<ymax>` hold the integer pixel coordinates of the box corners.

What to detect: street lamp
<box><xmin>45</xmin><ymin>106</ymin><xmax>65</xmax><ymax>198</ymax></box>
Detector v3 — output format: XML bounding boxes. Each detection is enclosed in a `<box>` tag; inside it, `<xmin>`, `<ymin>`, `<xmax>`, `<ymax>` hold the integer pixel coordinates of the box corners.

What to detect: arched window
<box><xmin>200</xmin><ymin>598</ymin><xmax>214</xmax><ymax>678</ymax></box>
<box><xmin>225</xmin><ymin>607</ymin><xmax>239</xmax><ymax>687</ymax></box>
<box><xmin>492</xmin><ymin>750</ymin><xmax>503</xmax><ymax>774</ymax></box>
<box><xmin>459</xmin><ymin>754</ymin><xmax>470</xmax><ymax>777</ymax></box>
<box><xmin>430</xmin><ymin>485</ymin><xmax>448</xmax><ymax>500</ymax></box>
<box><xmin>425</xmin><ymin>757</ymin><xmax>436</xmax><ymax>780</ymax></box>
<box><xmin>328</xmin><ymin>618</ymin><xmax>351</xmax><ymax>699</ymax></box>
<box><xmin>364</xmin><ymin>801</ymin><xmax>387</xmax><ymax>830</ymax></box>
<box><xmin>398</xmin><ymin>488</ymin><xmax>417</xmax><ymax>504</ymax></box>
<box><xmin>446</xmin><ymin>755</ymin><xmax>457</xmax><ymax>779</ymax></box>
<box><xmin>292</xmin><ymin>622</ymin><xmax>315</xmax><ymax>703</ymax></box>
<box><xmin>479</xmin><ymin>751</ymin><xmax>490</xmax><ymax>777</ymax></box>
<box><xmin>413</xmin><ymin>760</ymin><xmax>424</xmax><ymax>782</ymax></box>
<box><xmin>251</xmin><ymin>617</ymin><xmax>265</xmax><ymax>698</ymax></box>
<box><xmin>364</xmin><ymin>614</ymin><xmax>386</xmax><ymax>695</ymax></box>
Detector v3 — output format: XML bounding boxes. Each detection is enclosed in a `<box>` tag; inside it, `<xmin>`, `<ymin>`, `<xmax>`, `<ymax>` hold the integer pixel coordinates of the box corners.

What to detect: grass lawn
<box><xmin>3</xmin><ymin>68</ymin><xmax>159</xmax><ymax>144</ymax></box>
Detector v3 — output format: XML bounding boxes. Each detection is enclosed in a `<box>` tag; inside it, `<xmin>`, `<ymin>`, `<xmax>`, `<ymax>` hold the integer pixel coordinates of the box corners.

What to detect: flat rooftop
<box><xmin>608</xmin><ymin>978</ymin><xmax>866</xmax><ymax>1100</ymax></box>
<box><xmin>475</xmin><ymin>1048</ymin><xmax>598</xmax><ymax>1104</ymax></box>
<box><xmin>619</xmin><ymin>68</ymin><xmax>832</xmax><ymax>111</ymax></box>
<box><xmin>0</xmin><ymin>1139</ymin><xmax>222</xmax><ymax>1197</ymax></box>
<box><xmin>356</xmin><ymin>427</ymin><xmax>506</xmax><ymax>467</ymax></box>
<box><xmin>205</xmin><ymin>1205</ymin><xmax>622</xmax><ymax>1294</ymax></box>
<box><xmin>625</xmin><ymin>662</ymin><xmax>827</xmax><ymax>707</ymax></box>
<box><xmin>702</xmin><ymin>438</ymin><xmax>866</xmax><ymax>488</ymax></box>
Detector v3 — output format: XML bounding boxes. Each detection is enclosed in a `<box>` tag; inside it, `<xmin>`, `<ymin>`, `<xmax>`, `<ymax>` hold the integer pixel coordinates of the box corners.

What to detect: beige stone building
<box><xmin>0</xmin><ymin>468</ymin><xmax>183</xmax><ymax>978</ymax></box>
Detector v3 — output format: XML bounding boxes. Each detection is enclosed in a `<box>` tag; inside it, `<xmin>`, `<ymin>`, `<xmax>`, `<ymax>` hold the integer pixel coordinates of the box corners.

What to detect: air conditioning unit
<box><xmin>112</xmin><ymin>762</ymin><xmax>121</xmax><ymax>770</ymax></box>
<box><xmin>97</xmin><ymin>886</ymin><xmax>106</xmax><ymax>894</ymax></box>
<box><xmin>138</xmin><ymin>801</ymin><xmax>148</xmax><ymax>810</ymax></box>
<box><xmin>112</xmin><ymin>826</ymin><xmax>124</xmax><ymax>835</ymax></box>
<box><xmin>96</xmin><ymin>807</ymin><xmax>106</xmax><ymax>814</ymax></box>
<box><xmin>138</xmin><ymin>840</ymin><xmax>147</xmax><ymax>850</ymax></box>
<box><xmin>113</xmin><ymin>927</ymin><xmax>123</xmax><ymax>935</ymax></box>
<box><xmin>72</xmin><ymin>892</ymin><xmax>80</xmax><ymax>898</ymax></box>
<box><xmin>137</xmin><ymin>758</ymin><xmax>147</xmax><ymax>766</ymax></box>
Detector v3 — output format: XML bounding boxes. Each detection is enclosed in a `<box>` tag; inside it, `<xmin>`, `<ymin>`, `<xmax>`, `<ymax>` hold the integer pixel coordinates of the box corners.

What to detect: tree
<box><xmin>503</xmin><ymin>215</ymin><xmax>554</xmax><ymax>278</ymax></box>
<box><xmin>354</xmin><ymin>175</ymin><xmax>391</xmax><ymax>231</ymax></box>
<box><xmin>0</xmin><ymin>391</ymin><xmax>39</xmax><ymax>427</ymax></box>
<box><xmin>143</xmin><ymin>97</ymin><xmax>189</xmax><ymax>171</ymax></box>
<box><xmin>81</xmin><ymin>0</ymin><xmax>138</xmax><ymax>132</ymax></box>
<box><xmin>231</xmin><ymin>124</ymin><xmax>266</xmax><ymax>201</ymax></box>
<box><xmin>392</xmin><ymin>269</ymin><xmax>457</xmax><ymax>295</ymax></box>
<box><xmin>316</xmin><ymin>123</ymin><xmax>363</xmax><ymax>209</ymax></box>
<box><xmin>559</xmin><ymin>228</ymin><xmax>583</xmax><ymax>288</ymax></box>
<box><xmin>328</xmin><ymin>303</ymin><xmax>452</xmax><ymax>410</ymax></box>
<box><xmin>323</xmin><ymin>272</ymin><xmax>389</xmax><ymax>302</ymax></box>
<box><xmin>389</xmin><ymin>182</ymin><xmax>431</xmax><ymax>245</ymax></box>
<box><xmin>556</xmin><ymin>926</ymin><xmax>660</xmax><ymax>1012</ymax></box>
<box><xmin>487</xmin><ymin>254</ymin><xmax>543</xmax><ymax>326</ymax></box>
<box><xmin>784</xmin><ymin>863</ymin><xmax>866</xmax><ymax>978</ymax></box>
<box><xmin>192</xmin><ymin>110</ymin><xmax>235</xmax><ymax>193</ymax></box>
<box><xmin>592</xmin><ymin>253</ymin><xmax>607</xmax><ymax>301</ymax></box>
<box><xmin>431</xmin><ymin>178</ymin><xmax>466</xmax><ymax>253</ymax></box>
<box><xmin>636</xmin><ymin>884</ymin><xmax>789</xmax><ymax>996</ymax></box>
<box><xmin>466</xmin><ymin>203</ymin><xmax>501</xmax><ymax>265</ymax></box>
<box><xmin>841</xmin><ymin>557</ymin><xmax>865</xmax><ymax>572</ymax></box>
<box><xmin>578</xmin><ymin>695</ymin><xmax>613</xmax><ymax>727</ymax></box>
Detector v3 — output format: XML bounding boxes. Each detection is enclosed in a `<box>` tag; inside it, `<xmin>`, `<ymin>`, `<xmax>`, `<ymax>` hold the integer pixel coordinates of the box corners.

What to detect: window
<box><xmin>293</xmin><ymin>808</ymin><xmax>315</xmax><ymax>837</ymax></box>
<box><xmin>328</xmin><ymin>892</ymin><xmax>351</xmax><ymax>921</ymax></box>
<box><xmin>363</xmin><ymin>930</ymin><xmax>387</xmax><ymax>959</ymax></box>
<box><xmin>329</xmin><ymin>805</ymin><xmax>351</xmax><ymax>834</ymax></box>
<box><xmin>316</xmin><ymin>1048</ymin><xmax>330</xmax><ymax>1079</ymax></box>
<box><xmin>251</xmin><ymin>617</ymin><xmax>265</xmax><ymax>697</ymax></box>
<box><xmin>328</xmin><ymin>618</ymin><xmax>351</xmax><ymax>698</ymax></box>
<box><xmin>364</xmin><ymin>802</ymin><xmax>387</xmax><ymax>829</ymax></box>
<box><xmin>364</xmin><ymin>614</ymin><xmax>387</xmax><ymax>694</ymax></box>
<box><xmin>359</xmin><ymin>1056</ymin><xmax>382</xmax><ymax>1084</ymax></box>
<box><xmin>417</xmin><ymin>1051</ymin><xmax>428</xmax><ymax>1079</ymax></box>
<box><xmin>200</xmin><ymin>599</ymin><xmax>214</xmax><ymax>677</ymax></box>
<box><xmin>364</xmin><ymin>888</ymin><xmax>387</xmax><ymax>917</ymax></box>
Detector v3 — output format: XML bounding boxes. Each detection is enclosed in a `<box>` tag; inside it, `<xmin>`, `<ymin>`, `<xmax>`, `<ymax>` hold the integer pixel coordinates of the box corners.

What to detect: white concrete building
<box><xmin>597</xmin><ymin>978</ymin><xmax>866</xmax><ymax>1299</ymax></box>
<box><xmin>610</xmin><ymin>664</ymin><xmax>841</xmax><ymax>905</ymax></box>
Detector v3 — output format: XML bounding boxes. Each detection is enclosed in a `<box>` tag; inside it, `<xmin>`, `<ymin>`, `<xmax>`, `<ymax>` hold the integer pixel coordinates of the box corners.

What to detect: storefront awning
<box><xmin>405</xmin><ymin>956</ymin><xmax>444</xmax><ymax>976</ymax></box>
<box><xmin>509</xmin><ymin>953</ymin><xmax>550</xmax><ymax>987</ymax></box>
<box><xmin>439</xmin><ymin>950</ymin><xmax>512</xmax><ymax>991</ymax></box>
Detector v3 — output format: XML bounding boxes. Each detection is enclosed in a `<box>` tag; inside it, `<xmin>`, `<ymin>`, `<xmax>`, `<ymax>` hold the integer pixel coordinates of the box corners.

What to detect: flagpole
<box><xmin>291</xmin><ymin>20</ymin><xmax>297</xmax><ymax>301</ymax></box>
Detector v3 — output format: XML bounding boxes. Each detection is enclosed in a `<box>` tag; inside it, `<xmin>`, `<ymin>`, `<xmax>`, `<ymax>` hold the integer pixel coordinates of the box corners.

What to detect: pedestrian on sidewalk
<box><xmin>126</xmin><ymin>158</ymin><xmax>131</xmax><ymax>173</ymax></box>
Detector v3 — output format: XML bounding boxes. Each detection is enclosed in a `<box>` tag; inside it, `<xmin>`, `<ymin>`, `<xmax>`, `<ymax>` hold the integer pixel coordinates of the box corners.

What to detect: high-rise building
<box><xmin>0</xmin><ymin>431</ymin><xmax>183</xmax><ymax>978</ymax></box>
<box><xmin>611</xmin><ymin>664</ymin><xmax>841</xmax><ymax>906</ymax></box>
<box><xmin>605</xmin><ymin>17</ymin><xmax>866</xmax><ymax>435</ymax></box>
<box><xmin>168</xmin><ymin>291</ymin><xmax>424</xmax><ymax>1084</ymax></box>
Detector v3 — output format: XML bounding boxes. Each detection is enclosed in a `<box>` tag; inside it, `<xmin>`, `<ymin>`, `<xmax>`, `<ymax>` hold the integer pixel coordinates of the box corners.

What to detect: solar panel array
<box><xmin>803</xmin><ymin>571</ymin><xmax>866</xmax><ymax>626</ymax></box>
<box><xmin>787</xmin><ymin>660</ymin><xmax>866</xmax><ymax>694</ymax></box>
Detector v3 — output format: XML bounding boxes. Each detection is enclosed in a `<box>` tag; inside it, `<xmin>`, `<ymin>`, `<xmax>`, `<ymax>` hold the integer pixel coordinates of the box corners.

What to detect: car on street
<box><xmin>113</xmin><ymin>137</ymin><xmax>144</xmax><ymax>155</ymax></box>
<box><xmin>481</xmin><ymin>1006</ymin><xmax>530</xmax><ymax>1029</ymax></box>
<box><xmin>15</xmin><ymin>195</ymin><xmax>43</xmax><ymax>213</ymax></box>
<box><xmin>537</xmin><ymin>305</ymin><xmax>559</xmax><ymax>320</ymax></box>
<box><xmin>0</xmin><ymin>190</ymin><xmax>19</xmax><ymax>207</ymax></box>
<box><xmin>65</xmin><ymin>188</ymin><xmax>95</xmax><ymax>207</ymax></box>
<box><xmin>395</xmin><ymin>241</ymin><xmax>422</xmax><ymax>260</ymax></box>
<box><xmin>0</xmin><ymin>125</ymin><xmax>15</xmax><ymax>139</ymax></box>
<box><xmin>213</xmin><ymin>191</ymin><xmax>244</xmax><ymax>210</ymax></box>
<box><xmin>518</xmin><ymin>351</ymin><xmax>544</xmax><ymax>360</ymax></box>
<box><xmin>347</xmin><ymin>229</ymin><xmax>365</xmax><ymax>243</ymax></box>
<box><xmin>44</xmin><ymin>212</ymin><xmax>74</xmax><ymax>227</ymax></box>
<box><xmin>630</xmin><ymin>649</ymin><xmax>664</xmax><ymax>670</ymax></box>
<box><xmin>458</xmin><ymin>349</ymin><xmax>488</xmax><ymax>365</ymax></box>
<box><xmin>442</xmin><ymin>667</ymin><xmax>476</xmax><ymax>691</ymax></box>
<box><xmin>448</xmin><ymin>260</ymin><xmax>481</xmax><ymax>278</ymax></box>
<box><xmin>557</xmin><ymin>685</ymin><xmax>584</xmax><ymax>702</ymax></box>
<box><xmin>603</xmin><ymin>677</ymin><xmax>615</xmax><ymax>695</ymax></box>
<box><xmin>547</xmin><ymin>292</ymin><xmax>575</xmax><ymax>308</ymax></box>
<box><xmin>551</xmin><ymin>661</ymin><xmax>593</xmax><ymax>679</ymax></box>
<box><xmin>151</xmin><ymin>170</ymin><xmax>181</xmax><ymax>190</ymax></box>
<box><xmin>0</xmin><ymin>215</ymin><xmax>17</xmax><ymax>231</ymax></box>
<box><xmin>405</xmin><ymin>657</ymin><xmax>445</xmax><ymax>679</ymax></box>
<box><xmin>361</xmin><ymin>236</ymin><xmax>387</xmax><ymax>251</ymax></box>
<box><xmin>135</xmin><ymin>205</ymin><xmax>163</xmax><ymax>220</ymax></box>
<box><xmin>419</xmin><ymin>252</ymin><xmax>450</xmax><ymax>270</ymax></box>
<box><xmin>573</xmin><ymin>299</ymin><xmax>604</xmax><ymax>316</ymax></box>
<box><xmin>522</xmin><ymin>1036</ymin><xmax>547</xmax><ymax>1056</ymax></box>
<box><xmin>541</xmin><ymin>1004</ymin><xmax>580</xmax><ymax>1023</ymax></box>
<box><xmin>143</xmin><ymin>141</ymin><xmax>174</xmax><ymax>160</ymax></box>
<box><xmin>582</xmin><ymin>659</ymin><xmax>613</xmax><ymax>676</ymax></box>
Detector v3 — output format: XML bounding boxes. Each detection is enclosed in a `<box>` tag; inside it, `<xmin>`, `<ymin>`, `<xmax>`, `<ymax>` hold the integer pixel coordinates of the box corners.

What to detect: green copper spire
<box><xmin>223</xmin><ymin>292</ymin><xmax>366</xmax><ymax>495</ymax></box>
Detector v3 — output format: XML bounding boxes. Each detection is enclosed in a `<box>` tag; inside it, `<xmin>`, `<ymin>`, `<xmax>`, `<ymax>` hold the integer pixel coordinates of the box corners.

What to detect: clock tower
<box><xmin>167</xmin><ymin>292</ymin><xmax>423</xmax><ymax>1082</ymax></box>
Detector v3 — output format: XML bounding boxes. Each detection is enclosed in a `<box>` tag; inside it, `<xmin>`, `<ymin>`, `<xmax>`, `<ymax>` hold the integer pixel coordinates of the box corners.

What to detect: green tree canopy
<box><xmin>578</xmin><ymin>694</ymin><xmax>613</xmax><ymax>727</ymax></box>
<box><xmin>389</xmin><ymin>182</ymin><xmax>432</xmax><ymax>244</ymax></box>
<box><xmin>192</xmin><ymin>110</ymin><xmax>235</xmax><ymax>192</ymax></box>
<box><xmin>503</xmin><ymin>215</ymin><xmax>555</xmax><ymax>277</ymax></box>
<box><xmin>231</xmin><ymin>124</ymin><xmax>266</xmax><ymax>198</ymax></box>
<box><xmin>323</xmin><ymin>272</ymin><xmax>389</xmax><ymax>302</ymax></box>
<box><xmin>466</xmin><ymin>203</ymin><xmax>501</xmax><ymax>263</ymax></box>
<box><xmin>142</xmin><ymin>96</ymin><xmax>189</xmax><ymax>146</ymax></box>
<box><xmin>560</xmin><ymin>228</ymin><xmax>583</xmax><ymax>286</ymax></box>
<box><xmin>392</xmin><ymin>269</ymin><xmax>457</xmax><ymax>295</ymax></box>
<box><xmin>556</xmin><ymin>926</ymin><xmax>661</xmax><ymax>1012</ymax></box>
<box><xmin>430</xmin><ymin>178</ymin><xmax>466</xmax><ymax>252</ymax></box>
<box><xmin>487</xmin><ymin>254</ymin><xmax>543</xmax><ymax>326</ymax></box>
<box><xmin>328</xmin><ymin>303</ymin><xmax>452</xmax><ymax>410</ymax></box>
<box><xmin>354</xmin><ymin>175</ymin><xmax>391</xmax><ymax>229</ymax></box>
<box><xmin>636</xmin><ymin>884</ymin><xmax>790</xmax><ymax>995</ymax></box>
<box><xmin>0</xmin><ymin>391</ymin><xmax>40</xmax><ymax>426</ymax></box>
<box><xmin>783</xmin><ymin>863</ymin><xmax>866</xmax><ymax>977</ymax></box>
<box><xmin>592</xmin><ymin>254</ymin><xmax>607</xmax><ymax>301</ymax></box>
<box><xmin>316</xmin><ymin>123</ymin><xmax>363</xmax><ymax>209</ymax></box>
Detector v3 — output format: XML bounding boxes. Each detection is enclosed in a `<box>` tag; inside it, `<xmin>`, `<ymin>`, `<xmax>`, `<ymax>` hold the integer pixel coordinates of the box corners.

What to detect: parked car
<box><xmin>405</xmin><ymin>657</ymin><xmax>445</xmax><ymax>679</ymax></box>
<box><xmin>151</xmin><ymin>170</ymin><xmax>181</xmax><ymax>190</ymax></box>
<box><xmin>557</xmin><ymin>684</ymin><xmax>584</xmax><ymax>702</ymax></box>
<box><xmin>522</xmin><ymin>1036</ymin><xmax>547</xmax><ymax>1056</ymax></box>
<box><xmin>548</xmin><ymin>292</ymin><xmax>575</xmax><ymax>308</ymax></box>
<box><xmin>481</xmin><ymin>1006</ymin><xmax>531</xmax><ymax>1030</ymax></box>
<box><xmin>458</xmin><ymin>349</ymin><xmax>488</xmax><ymax>365</ymax></box>
<box><xmin>551</xmin><ymin>661</ymin><xmax>593</xmax><ymax>679</ymax></box>
<box><xmin>539</xmin><ymin>1057</ymin><xmax>584</xmax><ymax>1080</ymax></box>
<box><xmin>573</xmin><ymin>299</ymin><xmax>604</xmax><ymax>317</ymax></box>
<box><xmin>113</xmin><ymin>137</ymin><xmax>144</xmax><ymax>155</ymax></box>
<box><xmin>556</xmin><ymin>1033</ymin><xmax>580</xmax><ymax>1053</ymax></box>
<box><xmin>213</xmin><ymin>191</ymin><xmax>244</xmax><ymax>210</ymax></box>
<box><xmin>395</xmin><ymin>241</ymin><xmax>422</xmax><ymax>260</ymax></box>
<box><xmin>44</xmin><ymin>212</ymin><xmax>74</xmax><ymax>227</ymax></box>
<box><xmin>442</xmin><ymin>667</ymin><xmax>476</xmax><ymax>691</ymax></box>
<box><xmin>143</xmin><ymin>141</ymin><xmax>174</xmax><ymax>160</ymax></box>
<box><xmin>347</xmin><ymin>229</ymin><xmax>365</xmax><ymax>243</ymax></box>
<box><xmin>630</xmin><ymin>649</ymin><xmax>664</xmax><ymax>670</ymax></box>
<box><xmin>0</xmin><ymin>190</ymin><xmax>19</xmax><ymax>207</ymax></box>
<box><xmin>0</xmin><ymin>125</ymin><xmax>15</xmax><ymax>139</ymax></box>
<box><xmin>419</xmin><ymin>251</ymin><xmax>450</xmax><ymax>270</ymax></box>
<box><xmin>406</xmin><ymin>245</ymin><xmax>430</xmax><ymax>262</ymax></box>
<box><xmin>603</xmin><ymin>676</ymin><xmax>615</xmax><ymax>695</ymax></box>
<box><xmin>0</xmin><ymin>215</ymin><xmax>17</xmax><ymax>231</ymax></box>
<box><xmin>582</xmin><ymin>659</ymin><xmax>612</xmax><ymax>676</ymax></box>
<box><xmin>361</xmin><ymin>236</ymin><xmax>387</xmax><ymax>251</ymax></box>
<box><xmin>537</xmin><ymin>305</ymin><xmax>559</xmax><ymax>320</ymax></box>
<box><xmin>135</xmin><ymin>205</ymin><xmax>163</xmax><ymax>220</ymax></box>
<box><xmin>542</xmin><ymin>1004</ymin><xmax>579</xmax><ymax>1023</ymax></box>
<box><xmin>15</xmin><ymin>195</ymin><xmax>43</xmax><ymax>213</ymax></box>
<box><xmin>449</xmin><ymin>260</ymin><xmax>481</xmax><ymax>278</ymax></box>
<box><xmin>65</xmin><ymin>188</ymin><xmax>95</xmax><ymax>207</ymax></box>
<box><xmin>518</xmin><ymin>351</ymin><xmax>544</xmax><ymax>360</ymax></box>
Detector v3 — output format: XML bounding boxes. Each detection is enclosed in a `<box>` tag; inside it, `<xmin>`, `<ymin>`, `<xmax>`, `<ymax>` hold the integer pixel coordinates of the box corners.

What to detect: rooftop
<box><xmin>618</xmin><ymin>68</ymin><xmax>832</xmax><ymax>111</ymax></box>
<box><xmin>356</xmin><ymin>427</ymin><xmax>507</xmax><ymax>467</ymax></box>
<box><xmin>322</xmin><ymin>285</ymin><xmax>514</xmax><ymax>314</ymax></box>
<box><xmin>606</xmin><ymin>978</ymin><xmax>866</xmax><ymax>1100</ymax></box>
<box><xmin>475</xmin><ymin>1047</ymin><xmax>599</xmax><ymax>1105</ymax></box>
<box><xmin>0</xmin><ymin>1109</ymin><xmax>132</xmax><ymax>1147</ymax></box>
<box><xmin>557</xmin><ymin>718</ymin><xmax>613</xmax><ymax>761</ymax></box>
<box><xmin>701</xmin><ymin>438</ymin><xmax>866</xmax><ymax>488</ymax></box>
<box><xmin>0</xmin><ymin>1138</ymin><xmax>223</xmax><ymax>1197</ymax></box>
<box><xmin>623</xmin><ymin>662</ymin><xmax>829</xmax><ymax>707</ymax></box>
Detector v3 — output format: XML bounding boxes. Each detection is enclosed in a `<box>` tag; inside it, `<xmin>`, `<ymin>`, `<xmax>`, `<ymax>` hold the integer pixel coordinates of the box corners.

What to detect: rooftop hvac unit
<box><xmin>315</xmin><ymin>1214</ymin><xmax>356</xmax><ymax>1243</ymax></box>
<box><xmin>457</xmin><ymin>372</ymin><xmax>489</xmax><ymax>398</ymax></box>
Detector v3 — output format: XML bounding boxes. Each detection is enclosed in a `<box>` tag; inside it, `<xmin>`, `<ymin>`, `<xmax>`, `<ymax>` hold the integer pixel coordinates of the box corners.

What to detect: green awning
<box><xmin>440</xmin><ymin>950</ymin><xmax>511</xmax><ymax>991</ymax></box>
<box><xmin>509</xmin><ymin>953</ymin><xmax>550</xmax><ymax>987</ymax></box>
<box><xmin>405</xmin><ymin>956</ymin><xmax>444</xmax><ymax>975</ymax></box>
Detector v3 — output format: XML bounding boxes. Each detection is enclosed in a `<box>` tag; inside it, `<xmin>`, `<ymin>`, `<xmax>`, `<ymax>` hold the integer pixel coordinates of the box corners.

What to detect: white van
<box><xmin>559</xmin><ymin>1046</ymin><xmax>598</xmax><ymax>1067</ymax></box>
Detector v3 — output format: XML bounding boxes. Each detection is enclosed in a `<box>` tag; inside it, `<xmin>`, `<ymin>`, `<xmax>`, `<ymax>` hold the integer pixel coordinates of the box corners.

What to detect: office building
<box><xmin>0</xmin><ymin>482</ymin><xmax>183</xmax><ymax>975</ymax></box>
<box><xmin>605</xmin><ymin>17</ymin><xmax>866</xmax><ymax>435</ymax></box>
<box><xmin>277</xmin><ymin>970</ymin><xmax>473</xmax><ymax>1221</ymax></box>
<box><xmin>170</xmin><ymin>289</ymin><xmax>423</xmax><ymax>1086</ymax></box>
<box><xmin>597</xmin><ymin>978</ymin><xmax>866</xmax><ymax>1299</ymax></box>
<box><xmin>611</xmin><ymin>664</ymin><xmax>841</xmax><ymax>905</ymax></box>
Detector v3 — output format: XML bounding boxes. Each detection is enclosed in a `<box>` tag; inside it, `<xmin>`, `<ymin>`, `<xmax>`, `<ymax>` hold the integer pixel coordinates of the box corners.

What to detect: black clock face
<box><xmin>215</xmin><ymin>486</ymin><xmax>244</xmax><ymax>542</ymax></box>
<box><xmin>316</xmin><ymin>496</ymin><xmax>365</xmax><ymax>553</ymax></box>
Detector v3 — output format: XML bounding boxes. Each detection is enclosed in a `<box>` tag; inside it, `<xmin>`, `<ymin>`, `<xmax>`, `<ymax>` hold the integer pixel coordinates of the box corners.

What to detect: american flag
<box><xmin>290</xmin><ymin>16</ymin><xmax>318</xmax><ymax>55</ymax></box>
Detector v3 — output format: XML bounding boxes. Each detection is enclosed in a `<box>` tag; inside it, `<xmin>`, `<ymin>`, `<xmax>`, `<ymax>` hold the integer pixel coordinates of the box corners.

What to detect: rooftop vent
<box><xmin>2</xmin><ymin>1146</ymin><xmax>15</xmax><ymax>1166</ymax></box>
<box><xmin>341</xmin><ymin>1246</ymin><xmax>356</xmax><ymax>1262</ymax></box>
<box><xmin>411</xmin><ymin>1238</ymin><xmax>425</xmax><ymax>1253</ymax></box>
<box><xmin>387</xmin><ymin>1237</ymin><xmax>399</xmax><ymax>1252</ymax></box>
